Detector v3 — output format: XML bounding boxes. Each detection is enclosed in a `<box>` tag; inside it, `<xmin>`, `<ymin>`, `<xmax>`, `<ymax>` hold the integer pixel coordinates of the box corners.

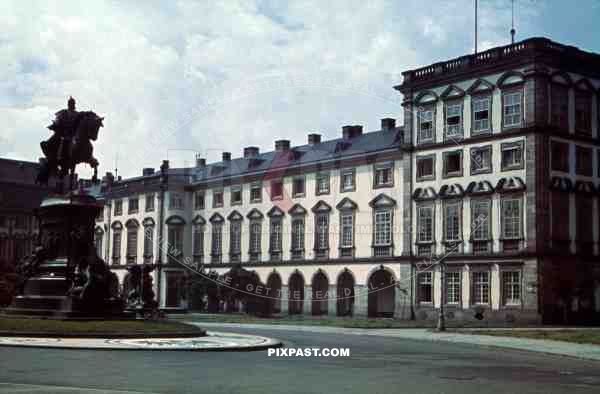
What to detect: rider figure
<box><xmin>42</xmin><ymin>96</ymin><xmax>80</xmax><ymax>161</ymax></box>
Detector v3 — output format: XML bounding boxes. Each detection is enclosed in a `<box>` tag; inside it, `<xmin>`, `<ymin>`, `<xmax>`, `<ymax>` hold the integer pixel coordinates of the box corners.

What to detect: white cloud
<box><xmin>0</xmin><ymin>0</ymin><xmax>543</xmax><ymax>178</ymax></box>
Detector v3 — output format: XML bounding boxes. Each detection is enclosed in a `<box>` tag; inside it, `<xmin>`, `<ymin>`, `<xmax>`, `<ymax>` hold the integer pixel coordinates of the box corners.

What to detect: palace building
<box><xmin>94</xmin><ymin>37</ymin><xmax>600</xmax><ymax>324</ymax></box>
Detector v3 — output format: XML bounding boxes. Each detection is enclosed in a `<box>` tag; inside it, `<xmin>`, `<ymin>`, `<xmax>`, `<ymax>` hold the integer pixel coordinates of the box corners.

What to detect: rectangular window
<box><xmin>470</xmin><ymin>146</ymin><xmax>492</xmax><ymax>174</ymax></box>
<box><xmin>418</xmin><ymin>107</ymin><xmax>434</xmax><ymax>143</ymax></box>
<box><xmin>269</xmin><ymin>219</ymin><xmax>282</xmax><ymax>260</ymax></box>
<box><xmin>472</xmin><ymin>96</ymin><xmax>491</xmax><ymax>133</ymax></box>
<box><xmin>212</xmin><ymin>189</ymin><xmax>224</xmax><ymax>208</ymax></box>
<box><xmin>472</xmin><ymin>271</ymin><xmax>490</xmax><ymax>305</ymax></box>
<box><xmin>444</xmin><ymin>102</ymin><xmax>462</xmax><ymax>139</ymax></box>
<box><xmin>193</xmin><ymin>225</ymin><xmax>204</xmax><ymax>258</ymax></box>
<box><xmin>443</xmin><ymin>150</ymin><xmax>463</xmax><ymax>177</ymax></box>
<box><xmin>416</xmin><ymin>155</ymin><xmax>435</xmax><ymax>180</ymax></box>
<box><xmin>114</xmin><ymin>200</ymin><xmax>123</xmax><ymax>216</ymax></box>
<box><xmin>417</xmin><ymin>205</ymin><xmax>434</xmax><ymax>243</ymax></box>
<box><xmin>471</xmin><ymin>199</ymin><xmax>491</xmax><ymax>241</ymax></box>
<box><xmin>229</xmin><ymin>220</ymin><xmax>242</xmax><ymax>262</ymax></box>
<box><xmin>445</xmin><ymin>272</ymin><xmax>461</xmax><ymax>305</ymax></box>
<box><xmin>143</xmin><ymin>226</ymin><xmax>154</xmax><ymax>261</ymax></box>
<box><xmin>167</xmin><ymin>226</ymin><xmax>183</xmax><ymax>263</ymax></box>
<box><xmin>169</xmin><ymin>193</ymin><xmax>184</xmax><ymax>210</ymax></box>
<box><xmin>418</xmin><ymin>272</ymin><xmax>432</xmax><ymax>303</ymax></box>
<box><xmin>444</xmin><ymin>202</ymin><xmax>461</xmax><ymax>242</ymax></box>
<box><xmin>250</xmin><ymin>183</ymin><xmax>262</xmax><ymax>202</ymax></box>
<box><xmin>128</xmin><ymin>198</ymin><xmax>139</xmax><ymax>214</ymax></box>
<box><xmin>551</xmin><ymin>84</ymin><xmax>569</xmax><ymax>129</ymax></box>
<box><xmin>315</xmin><ymin>214</ymin><xmax>329</xmax><ymax>258</ymax></box>
<box><xmin>340</xmin><ymin>168</ymin><xmax>355</xmax><ymax>192</ymax></box>
<box><xmin>502</xmin><ymin>271</ymin><xmax>521</xmax><ymax>306</ymax></box>
<box><xmin>575</xmin><ymin>145</ymin><xmax>593</xmax><ymax>176</ymax></box>
<box><xmin>501</xmin><ymin>197</ymin><xmax>522</xmax><ymax>239</ymax></box>
<box><xmin>291</xmin><ymin>218</ymin><xmax>305</xmax><ymax>259</ymax></box>
<box><xmin>230</xmin><ymin>185</ymin><xmax>242</xmax><ymax>205</ymax></box>
<box><xmin>145</xmin><ymin>194</ymin><xmax>154</xmax><ymax>212</ymax></box>
<box><xmin>126</xmin><ymin>228</ymin><xmax>137</xmax><ymax>262</ymax></box>
<box><xmin>211</xmin><ymin>224</ymin><xmax>222</xmax><ymax>263</ymax></box>
<box><xmin>503</xmin><ymin>91</ymin><xmax>522</xmax><ymax>128</ymax></box>
<box><xmin>194</xmin><ymin>192</ymin><xmax>205</xmax><ymax>210</ymax></box>
<box><xmin>501</xmin><ymin>141</ymin><xmax>524</xmax><ymax>171</ymax></box>
<box><xmin>249</xmin><ymin>221</ymin><xmax>261</xmax><ymax>256</ymax></box>
<box><xmin>551</xmin><ymin>141</ymin><xmax>570</xmax><ymax>172</ymax></box>
<box><xmin>374</xmin><ymin>162</ymin><xmax>393</xmax><ymax>187</ymax></box>
<box><xmin>374</xmin><ymin>210</ymin><xmax>392</xmax><ymax>246</ymax></box>
<box><xmin>340</xmin><ymin>212</ymin><xmax>354</xmax><ymax>249</ymax></box>
<box><xmin>575</xmin><ymin>92</ymin><xmax>592</xmax><ymax>134</ymax></box>
<box><xmin>316</xmin><ymin>172</ymin><xmax>330</xmax><ymax>195</ymax></box>
<box><xmin>270</xmin><ymin>180</ymin><xmax>283</xmax><ymax>200</ymax></box>
<box><xmin>112</xmin><ymin>231</ymin><xmax>121</xmax><ymax>263</ymax></box>
<box><xmin>292</xmin><ymin>176</ymin><xmax>305</xmax><ymax>197</ymax></box>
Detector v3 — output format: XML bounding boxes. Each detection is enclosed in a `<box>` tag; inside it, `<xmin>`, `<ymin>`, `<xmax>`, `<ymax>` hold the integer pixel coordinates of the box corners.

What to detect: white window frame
<box><xmin>503</xmin><ymin>91</ymin><xmax>522</xmax><ymax>128</ymax></box>
<box><xmin>502</xmin><ymin>270</ymin><xmax>522</xmax><ymax>306</ymax></box>
<box><xmin>445</xmin><ymin>271</ymin><xmax>461</xmax><ymax>305</ymax></box>
<box><xmin>373</xmin><ymin>209</ymin><xmax>392</xmax><ymax>246</ymax></box>
<box><xmin>417</xmin><ymin>205</ymin><xmax>434</xmax><ymax>243</ymax></box>
<box><xmin>472</xmin><ymin>95</ymin><xmax>491</xmax><ymax>133</ymax></box>
<box><xmin>472</xmin><ymin>271</ymin><xmax>490</xmax><ymax>305</ymax></box>
<box><xmin>418</xmin><ymin>107</ymin><xmax>435</xmax><ymax>143</ymax></box>
<box><xmin>444</xmin><ymin>101</ymin><xmax>463</xmax><ymax>139</ymax></box>
<box><xmin>501</xmin><ymin>197</ymin><xmax>522</xmax><ymax>240</ymax></box>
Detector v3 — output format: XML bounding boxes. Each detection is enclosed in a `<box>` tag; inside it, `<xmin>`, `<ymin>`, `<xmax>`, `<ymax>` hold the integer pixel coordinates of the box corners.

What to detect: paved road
<box><xmin>1</xmin><ymin>326</ymin><xmax>599</xmax><ymax>393</ymax></box>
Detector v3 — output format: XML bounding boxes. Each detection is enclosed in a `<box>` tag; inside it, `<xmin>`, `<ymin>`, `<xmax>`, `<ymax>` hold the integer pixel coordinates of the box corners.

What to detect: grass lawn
<box><xmin>467</xmin><ymin>329</ymin><xmax>600</xmax><ymax>345</ymax></box>
<box><xmin>170</xmin><ymin>313</ymin><xmax>507</xmax><ymax>329</ymax></box>
<box><xmin>0</xmin><ymin>318</ymin><xmax>204</xmax><ymax>337</ymax></box>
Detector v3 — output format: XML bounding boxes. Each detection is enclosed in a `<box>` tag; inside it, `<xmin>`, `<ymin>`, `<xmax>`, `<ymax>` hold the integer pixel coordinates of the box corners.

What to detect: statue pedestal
<box><xmin>4</xmin><ymin>191</ymin><xmax>128</xmax><ymax>319</ymax></box>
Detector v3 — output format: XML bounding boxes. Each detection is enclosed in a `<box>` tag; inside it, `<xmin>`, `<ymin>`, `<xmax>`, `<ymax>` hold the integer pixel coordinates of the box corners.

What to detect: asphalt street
<box><xmin>1</xmin><ymin>326</ymin><xmax>599</xmax><ymax>393</ymax></box>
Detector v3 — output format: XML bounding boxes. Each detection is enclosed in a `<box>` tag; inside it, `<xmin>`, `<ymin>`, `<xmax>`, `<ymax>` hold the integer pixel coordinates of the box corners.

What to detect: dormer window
<box><xmin>230</xmin><ymin>185</ymin><xmax>242</xmax><ymax>205</ymax></box>
<box><xmin>374</xmin><ymin>162</ymin><xmax>393</xmax><ymax>188</ymax></box>
<box><xmin>444</xmin><ymin>102</ymin><xmax>462</xmax><ymax>140</ymax></box>
<box><xmin>472</xmin><ymin>96</ymin><xmax>491</xmax><ymax>134</ymax></box>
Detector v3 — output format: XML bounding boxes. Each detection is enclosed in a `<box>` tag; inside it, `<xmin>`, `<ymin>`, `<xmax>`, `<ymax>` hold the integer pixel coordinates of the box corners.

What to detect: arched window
<box><xmin>192</xmin><ymin>215</ymin><xmax>205</xmax><ymax>264</ymax></box>
<box><xmin>125</xmin><ymin>219</ymin><xmax>139</xmax><ymax>264</ymax></box>
<box><xmin>111</xmin><ymin>221</ymin><xmax>123</xmax><ymax>265</ymax></box>
<box><xmin>166</xmin><ymin>216</ymin><xmax>186</xmax><ymax>264</ymax></box>
<box><xmin>228</xmin><ymin>211</ymin><xmax>243</xmax><ymax>263</ymax></box>
<box><xmin>247</xmin><ymin>209</ymin><xmax>263</xmax><ymax>263</ymax></box>
<box><xmin>142</xmin><ymin>218</ymin><xmax>155</xmax><ymax>264</ymax></box>
<box><xmin>94</xmin><ymin>226</ymin><xmax>104</xmax><ymax>259</ymax></box>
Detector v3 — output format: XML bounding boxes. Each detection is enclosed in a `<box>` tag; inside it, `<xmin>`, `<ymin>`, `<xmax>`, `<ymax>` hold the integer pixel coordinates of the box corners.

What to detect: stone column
<box><xmin>280</xmin><ymin>285</ymin><xmax>289</xmax><ymax>315</ymax></box>
<box><xmin>328</xmin><ymin>285</ymin><xmax>337</xmax><ymax>317</ymax></box>
<box><xmin>491</xmin><ymin>264</ymin><xmax>500</xmax><ymax>310</ymax></box>
<box><xmin>303</xmin><ymin>286</ymin><xmax>312</xmax><ymax>315</ymax></box>
<box><xmin>353</xmin><ymin>285</ymin><xmax>368</xmax><ymax>317</ymax></box>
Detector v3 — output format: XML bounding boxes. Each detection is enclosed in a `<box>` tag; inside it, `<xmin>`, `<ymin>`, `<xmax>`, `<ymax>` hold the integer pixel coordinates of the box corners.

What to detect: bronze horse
<box><xmin>38</xmin><ymin>101</ymin><xmax>104</xmax><ymax>191</ymax></box>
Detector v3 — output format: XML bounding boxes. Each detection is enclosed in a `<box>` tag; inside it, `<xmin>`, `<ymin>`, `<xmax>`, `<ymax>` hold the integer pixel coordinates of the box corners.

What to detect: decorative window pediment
<box><xmin>497</xmin><ymin>71</ymin><xmax>525</xmax><ymax>88</ymax></box>
<box><xmin>125</xmin><ymin>219</ymin><xmax>140</xmax><ymax>228</ymax></box>
<box><xmin>369</xmin><ymin>193</ymin><xmax>397</xmax><ymax>208</ymax></box>
<box><xmin>465</xmin><ymin>180</ymin><xmax>495</xmax><ymax>195</ymax></box>
<box><xmin>413</xmin><ymin>187</ymin><xmax>437</xmax><ymax>201</ymax></box>
<box><xmin>336</xmin><ymin>197</ymin><xmax>358</xmax><ymax>211</ymax></box>
<box><xmin>496</xmin><ymin>177</ymin><xmax>526</xmax><ymax>193</ymax></box>
<box><xmin>439</xmin><ymin>183</ymin><xmax>465</xmax><ymax>199</ymax></box>
<box><xmin>192</xmin><ymin>215</ymin><xmax>206</xmax><ymax>225</ymax></box>
<box><xmin>288</xmin><ymin>203</ymin><xmax>307</xmax><ymax>216</ymax></box>
<box><xmin>549</xmin><ymin>176</ymin><xmax>573</xmax><ymax>192</ymax></box>
<box><xmin>227</xmin><ymin>210</ymin><xmax>243</xmax><ymax>221</ymax></box>
<box><xmin>246</xmin><ymin>208</ymin><xmax>264</xmax><ymax>220</ymax></box>
<box><xmin>440</xmin><ymin>84</ymin><xmax>465</xmax><ymax>100</ymax></box>
<box><xmin>414</xmin><ymin>90</ymin><xmax>439</xmax><ymax>105</ymax></box>
<box><xmin>574</xmin><ymin>78</ymin><xmax>594</xmax><ymax>92</ymax></box>
<box><xmin>267</xmin><ymin>206</ymin><xmax>284</xmax><ymax>218</ymax></box>
<box><xmin>142</xmin><ymin>217</ymin><xmax>155</xmax><ymax>227</ymax></box>
<box><xmin>209</xmin><ymin>213</ymin><xmax>224</xmax><ymax>223</ymax></box>
<box><xmin>165</xmin><ymin>215</ymin><xmax>186</xmax><ymax>225</ymax></box>
<box><xmin>311</xmin><ymin>200</ymin><xmax>332</xmax><ymax>213</ymax></box>
<box><xmin>550</xmin><ymin>71</ymin><xmax>572</xmax><ymax>86</ymax></box>
<box><xmin>467</xmin><ymin>78</ymin><xmax>494</xmax><ymax>94</ymax></box>
<box><xmin>111</xmin><ymin>221</ymin><xmax>123</xmax><ymax>230</ymax></box>
<box><xmin>574</xmin><ymin>180</ymin><xmax>596</xmax><ymax>195</ymax></box>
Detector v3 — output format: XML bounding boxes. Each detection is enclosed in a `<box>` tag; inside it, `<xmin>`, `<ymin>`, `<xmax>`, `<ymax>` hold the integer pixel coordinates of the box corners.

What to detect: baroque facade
<box><xmin>96</xmin><ymin>37</ymin><xmax>600</xmax><ymax>323</ymax></box>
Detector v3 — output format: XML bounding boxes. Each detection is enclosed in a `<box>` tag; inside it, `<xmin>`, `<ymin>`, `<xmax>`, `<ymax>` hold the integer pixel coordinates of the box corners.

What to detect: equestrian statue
<box><xmin>37</xmin><ymin>96</ymin><xmax>104</xmax><ymax>191</ymax></box>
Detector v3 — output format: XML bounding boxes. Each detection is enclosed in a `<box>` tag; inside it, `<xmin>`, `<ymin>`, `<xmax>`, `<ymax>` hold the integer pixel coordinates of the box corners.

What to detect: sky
<box><xmin>2</xmin><ymin>0</ymin><xmax>600</xmax><ymax>178</ymax></box>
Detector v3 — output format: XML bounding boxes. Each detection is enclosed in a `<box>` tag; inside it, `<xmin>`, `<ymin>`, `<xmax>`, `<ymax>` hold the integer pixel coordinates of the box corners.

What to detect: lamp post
<box><xmin>437</xmin><ymin>258</ymin><xmax>446</xmax><ymax>332</ymax></box>
<box><xmin>156</xmin><ymin>160</ymin><xmax>169</xmax><ymax>309</ymax></box>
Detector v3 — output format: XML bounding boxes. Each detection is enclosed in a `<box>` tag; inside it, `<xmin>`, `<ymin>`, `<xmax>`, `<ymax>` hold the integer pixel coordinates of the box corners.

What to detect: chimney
<box><xmin>244</xmin><ymin>146</ymin><xmax>259</xmax><ymax>158</ymax></box>
<box><xmin>142</xmin><ymin>168</ymin><xmax>155</xmax><ymax>176</ymax></box>
<box><xmin>222</xmin><ymin>152</ymin><xmax>231</xmax><ymax>162</ymax></box>
<box><xmin>102</xmin><ymin>172</ymin><xmax>115</xmax><ymax>186</ymax></box>
<box><xmin>275</xmin><ymin>139</ymin><xmax>290</xmax><ymax>152</ymax></box>
<box><xmin>117</xmin><ymin>175</ymin><xmax>122</xmax><ymax>182</ymax></box>
<box><xmin>381</xmin><ymin>118</ymin><xmax>396</xmax><ymax>131</ymax></box>
<box><xmin>343</xmin><ymin>125</ymin><xmax>363</xmax><ymax>139</ymax></box>
<box><xmin>196</xmin><ymin>157</ymin><xmax>206</xmax><ymax>168</ymax></box>
<box><xmin>308</xmin><ymin>133</ymin><xmax>321</xmax><ymax>145</ymax></box>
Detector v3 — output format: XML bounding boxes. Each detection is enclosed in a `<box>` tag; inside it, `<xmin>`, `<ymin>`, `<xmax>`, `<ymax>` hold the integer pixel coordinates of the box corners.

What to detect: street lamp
<box><xmin>437</xmin><ymin>258</ymin><xmax>446</xmax><ymax>332</ymax></box>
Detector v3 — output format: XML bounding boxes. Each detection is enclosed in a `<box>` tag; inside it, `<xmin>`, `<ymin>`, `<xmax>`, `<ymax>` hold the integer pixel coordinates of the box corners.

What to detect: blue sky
<box><xmin>1</xmin><ymin>0</ymin><xmax>600</xmax><ymax>178</ymax></box>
